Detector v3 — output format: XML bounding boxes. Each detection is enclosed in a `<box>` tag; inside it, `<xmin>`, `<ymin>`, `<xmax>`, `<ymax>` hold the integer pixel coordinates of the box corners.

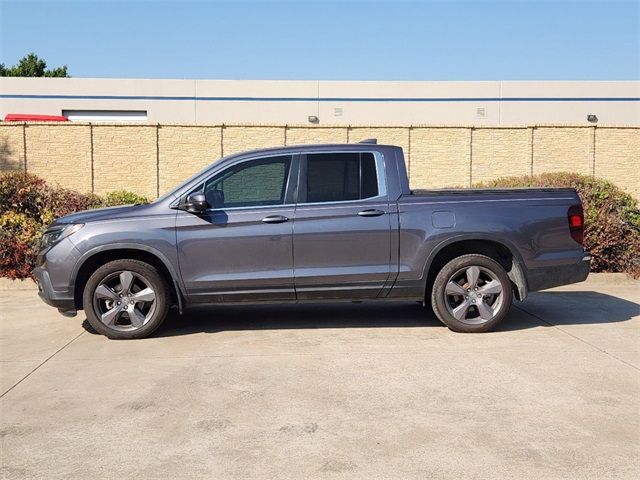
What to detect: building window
<box><xmin>62</xmin><ymin>110</ymin><xmax>148</xmax><ymax>122</ymax></box>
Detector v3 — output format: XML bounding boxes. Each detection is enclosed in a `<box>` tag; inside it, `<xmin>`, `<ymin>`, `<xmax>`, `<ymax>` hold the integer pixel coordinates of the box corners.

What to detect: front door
<box><xmin>176</xmin><ymin>154</ymin><xmax>297</xmax><ymax>303</ymax></box>
<box><xmin>293</xmin><ymin>152</ymin><xmax>392</xmax><ymax>300</ymax></box>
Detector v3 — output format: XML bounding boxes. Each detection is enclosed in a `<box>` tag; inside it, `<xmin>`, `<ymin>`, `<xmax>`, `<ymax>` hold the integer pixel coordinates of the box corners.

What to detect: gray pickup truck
<box><xmin>35</xmin><ymin>140</ymin><xmax>590</xmax><ymax>339</ymax></box>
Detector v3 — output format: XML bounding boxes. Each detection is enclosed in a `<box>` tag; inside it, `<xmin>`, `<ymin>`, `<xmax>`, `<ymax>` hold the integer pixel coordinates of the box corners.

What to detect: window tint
<box><xmin>305</xmin><ymin>152</ymin><xmax>379</xmax><ymax>203</ymax></box>
<box><xmin>361</xmin><ymin>154</ymin><xmax>378</xmax><ymax>199</ymax></box>
<box><xmin>203</xmin><ymin>156</ymin><xmax>291</xmax><ymax>208</ymax></box>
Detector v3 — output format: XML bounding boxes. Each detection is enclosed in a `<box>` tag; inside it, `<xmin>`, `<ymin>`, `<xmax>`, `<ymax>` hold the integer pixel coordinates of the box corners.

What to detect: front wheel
<box><xmin>83</xmin><ymin>259</ymin><xmax>169</xmax><ymax>339</ymax></box>
<box><xmin>431</xmin><ymin>254</ymin><xmax>513</xmax><ymax>333</ymax></box>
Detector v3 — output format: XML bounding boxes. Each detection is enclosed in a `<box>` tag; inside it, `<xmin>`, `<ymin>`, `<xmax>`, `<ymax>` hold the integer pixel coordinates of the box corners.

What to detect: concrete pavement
<box><xmin>1</xmin><ymin>275</ymin><xmax>639</xmax><ymax>479</ymax></box>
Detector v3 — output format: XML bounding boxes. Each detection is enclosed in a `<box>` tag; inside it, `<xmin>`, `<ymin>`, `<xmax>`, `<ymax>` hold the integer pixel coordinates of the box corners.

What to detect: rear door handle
<box><xmin>262</xmin><ymin>215</ymin><xmax>289</xmax><ymax>224</ymax></box>
<box><xmin>358</xmin><ymin>209</ymin><xmax>385</xmax><ymax>217</ymax></box>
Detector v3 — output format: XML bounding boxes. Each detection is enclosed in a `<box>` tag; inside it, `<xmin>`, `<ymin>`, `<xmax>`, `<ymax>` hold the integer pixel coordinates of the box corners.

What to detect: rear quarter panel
<box><xmin>393</xmin><ymin>190</ymin><xmax>583</xmax><ymax>296</ymax></box>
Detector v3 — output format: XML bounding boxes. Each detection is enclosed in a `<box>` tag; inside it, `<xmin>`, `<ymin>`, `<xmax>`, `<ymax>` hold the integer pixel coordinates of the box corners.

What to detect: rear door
<box><xmin>293</xmin><ymin>151</ymin><xmax>392</xmax><ymax>300</ymax></box>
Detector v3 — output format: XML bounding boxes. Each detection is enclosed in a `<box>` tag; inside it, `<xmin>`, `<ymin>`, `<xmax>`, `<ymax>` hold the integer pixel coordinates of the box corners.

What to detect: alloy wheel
<box><xmin>444</xmin><ymin>265</ymin><xmax>504</xmax><ymax>325</ymax></box>
<box><xmin>92</xmin><ymin>270</ymin><xmax>157</xmax><ymax>331</ymax></box>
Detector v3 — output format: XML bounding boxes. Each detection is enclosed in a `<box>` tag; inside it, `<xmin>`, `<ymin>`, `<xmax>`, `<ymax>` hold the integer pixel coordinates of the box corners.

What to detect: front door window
<box><xmin>203</xmin><ymin>156</ymin><xmax>292</xmax><ymax>209</ymax></box>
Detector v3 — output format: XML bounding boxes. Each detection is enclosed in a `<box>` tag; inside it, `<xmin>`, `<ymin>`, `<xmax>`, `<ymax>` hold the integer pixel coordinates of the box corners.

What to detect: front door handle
<box><xmin>358</xmin><ymin>209</ymin><xmax>385</xmax><ymax>217</ymax></box>
<box><xmin>262</xmin><ymin>215</ymin><xmax>289</xmax><ymax>224</ymax></box>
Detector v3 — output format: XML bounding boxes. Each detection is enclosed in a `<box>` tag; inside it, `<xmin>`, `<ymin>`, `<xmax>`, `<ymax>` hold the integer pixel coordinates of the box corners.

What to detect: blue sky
<box><xmin>1</xmin><ymin>0</ymin><xmax>638</xmax><ymax>80</ymax></box>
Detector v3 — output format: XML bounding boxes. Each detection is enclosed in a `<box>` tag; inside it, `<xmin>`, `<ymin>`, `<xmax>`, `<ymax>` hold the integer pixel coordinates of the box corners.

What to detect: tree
<box><xmin>0</xmin><ymin>53</ymin><xmax>69</xmax><ymax>77</ymax></box>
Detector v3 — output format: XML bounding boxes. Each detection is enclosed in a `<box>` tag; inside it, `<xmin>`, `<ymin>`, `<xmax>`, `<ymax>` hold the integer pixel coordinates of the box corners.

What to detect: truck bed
<box><xmin>410</xmin><ymin>187</ymin><xmax>578</xmax><ymax>197</ymax></box>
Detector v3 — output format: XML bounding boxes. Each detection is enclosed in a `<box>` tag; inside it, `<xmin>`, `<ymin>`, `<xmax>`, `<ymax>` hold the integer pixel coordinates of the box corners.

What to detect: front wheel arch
<box><xmin>73</xmin><ymin>248</ymin><xmax>183</xmax><ymax>311</ymax></box>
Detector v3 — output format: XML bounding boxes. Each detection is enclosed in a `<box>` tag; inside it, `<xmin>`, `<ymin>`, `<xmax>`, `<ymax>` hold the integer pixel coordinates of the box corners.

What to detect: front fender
<box><xmin>71</xmin><ymin>243</ymin><xmax>186</xmax><ymax>311</ymax></box>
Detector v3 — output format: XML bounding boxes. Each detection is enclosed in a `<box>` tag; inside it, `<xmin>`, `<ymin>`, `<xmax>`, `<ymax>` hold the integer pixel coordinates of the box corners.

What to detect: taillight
<box><xmin>568</xmin><ymin>204</ymin><xmax>584</xmax><ymax>245</ymax></box>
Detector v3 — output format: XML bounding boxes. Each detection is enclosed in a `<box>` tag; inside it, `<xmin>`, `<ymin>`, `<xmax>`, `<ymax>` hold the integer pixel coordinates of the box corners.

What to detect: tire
<box><xmin>83</xmin><ymin>259</ymin><xmax>169</xmax><ymax>339</ymax></box>
<box><xmin>431</xmin><ymin>254</ymin><xmax>513</xmax><ymax>333</ymax></box>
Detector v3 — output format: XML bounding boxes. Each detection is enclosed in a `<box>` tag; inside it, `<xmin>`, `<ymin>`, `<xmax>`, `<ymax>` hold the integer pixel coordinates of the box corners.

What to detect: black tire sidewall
<box><xmin>83</xmin><ymin>259</ymin><xmax>169</xmax><ymax>339</ymax></box>
<box><xmin>431</xmin><ymin>254</ymin><xmax>513</xmax><ymax>333</ymax></box>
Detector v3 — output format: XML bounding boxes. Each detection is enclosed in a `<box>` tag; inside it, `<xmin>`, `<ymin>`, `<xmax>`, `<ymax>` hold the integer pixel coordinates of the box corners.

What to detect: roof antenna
<box><xmin>358</xmin><ymin>138</ymin><xmax>377</xmax><ymax>144</ymax></box>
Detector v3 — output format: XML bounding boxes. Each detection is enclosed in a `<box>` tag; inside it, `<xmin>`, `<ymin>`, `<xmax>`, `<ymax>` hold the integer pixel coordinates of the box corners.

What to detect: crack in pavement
<box><xmin>0</xmin><ymin>330</ymin><xmax>86</xmax><ymax>399</ymax></box>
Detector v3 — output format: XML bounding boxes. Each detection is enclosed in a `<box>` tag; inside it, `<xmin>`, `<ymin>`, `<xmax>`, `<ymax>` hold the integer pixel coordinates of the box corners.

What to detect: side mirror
<box><xmin>185</xmin><ymin>192</ymin><xmax>208</xmax><ymax>213</ymax></box>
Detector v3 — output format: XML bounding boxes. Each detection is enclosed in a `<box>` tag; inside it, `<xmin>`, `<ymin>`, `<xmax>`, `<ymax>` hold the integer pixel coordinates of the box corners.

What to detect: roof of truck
<box><xmin>226</xmin><ymin>142</ymin><xmax>400</xmax><ymax>157</ymax></box>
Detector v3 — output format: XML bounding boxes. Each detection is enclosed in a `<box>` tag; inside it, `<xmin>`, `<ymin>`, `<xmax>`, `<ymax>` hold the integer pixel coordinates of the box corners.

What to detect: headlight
<box><xmin>40</xmin><ymin>224</ymin><xmax>84</xmax><ymax>251</ymax></box>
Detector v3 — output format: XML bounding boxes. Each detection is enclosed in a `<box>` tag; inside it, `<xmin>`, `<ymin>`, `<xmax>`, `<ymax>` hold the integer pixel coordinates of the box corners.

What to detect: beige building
<box><xmin>1</xmin><ymin>78</ymin><xmax>638</xmax><ymax>201</ymax></box>
<box><xmin>1</xmin><ymin>78</ymin><xmax>639</xmax><ymax>125</ymax></box>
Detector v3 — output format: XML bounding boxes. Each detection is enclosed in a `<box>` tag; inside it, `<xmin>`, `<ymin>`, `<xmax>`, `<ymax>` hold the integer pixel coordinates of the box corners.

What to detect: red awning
<box><xmin>4</xmin><ymin>113</ymin><xmax>69</xmax><ymax>122</ymax></box>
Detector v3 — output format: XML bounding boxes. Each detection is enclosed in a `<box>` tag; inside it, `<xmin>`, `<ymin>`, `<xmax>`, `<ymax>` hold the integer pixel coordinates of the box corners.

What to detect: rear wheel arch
<box><xmin>424</xmin><ymin>237</ymin><xmax>527</xmax><ymax>301</ymax></box>
<box><xmin>73</xmin><ymin>246</ymin><xmax>183</xmax><ymax>311</ymax></box>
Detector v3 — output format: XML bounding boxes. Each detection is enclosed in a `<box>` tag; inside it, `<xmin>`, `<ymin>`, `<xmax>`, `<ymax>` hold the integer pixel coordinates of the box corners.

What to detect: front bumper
<box><xmin>526</xmin><ymin>252</ymin><xmax>591</xmax><ymax>293</ymax></box>
<box><xmin>34</xmin><ymin>266</ymin><xmax>76</xmax><ymax>315</ymax></box>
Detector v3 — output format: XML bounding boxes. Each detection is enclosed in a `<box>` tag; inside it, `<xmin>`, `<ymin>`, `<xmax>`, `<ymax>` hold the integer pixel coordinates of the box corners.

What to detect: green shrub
<box><xmin>474</xmin><ymin>172</ymin><xmax>640</xmax><ymax>277</ymax></box>
<box><xmin>0</xmin><ymin>172</ymin><xmax>102</xmax><ymax>220</ymax></box>
<box><xmin>0</xmin><ymin>231</ymin><xmax>37</xmax><ymax>279</ymax></box>
<box><xmin>104</xmin><ymin>190</ymin><xmax>149</xmax><ymax>206</ymax></box>
<box><xmin>0</xmin><ymin>172</ymin><xmax>148</xmax><ymax>279</ymax></box>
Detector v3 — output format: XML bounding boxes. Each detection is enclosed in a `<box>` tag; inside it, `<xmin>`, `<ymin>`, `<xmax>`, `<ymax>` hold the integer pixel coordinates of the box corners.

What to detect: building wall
<box><xmin>1</xmin><ymin>78</ymin><xmax>639</xmax><ymax>126</ymax></box>
<box><xmin>0</xmin><ymin>123</ymin><xmax>638</xmax><ymax>200</ymax></box>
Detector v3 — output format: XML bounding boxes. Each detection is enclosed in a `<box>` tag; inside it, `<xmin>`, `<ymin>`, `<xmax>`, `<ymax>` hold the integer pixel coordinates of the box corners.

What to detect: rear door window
<box><xmin>304</xmin><ymin>152</ymin><xmax>380</xmax><ymax>203</ymax></box>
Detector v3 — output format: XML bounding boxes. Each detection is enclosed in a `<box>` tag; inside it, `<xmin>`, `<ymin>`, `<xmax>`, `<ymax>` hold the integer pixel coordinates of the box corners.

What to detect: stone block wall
<box><xmin>1</xmin><ymin>123</ymin><xmax>637</xmax><ymax>199</ymax></box>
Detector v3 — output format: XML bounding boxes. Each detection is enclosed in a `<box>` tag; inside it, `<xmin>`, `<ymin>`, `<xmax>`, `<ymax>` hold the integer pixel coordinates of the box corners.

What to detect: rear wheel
<box><xmin>431</xmin><ymin>254</ymin><xmax>513</xmax><ymax>333</ymax></box>
<box><xmin>83</xmin><ymin>259</ymin><xmax>169</xmax><ymax>339</ymax></box>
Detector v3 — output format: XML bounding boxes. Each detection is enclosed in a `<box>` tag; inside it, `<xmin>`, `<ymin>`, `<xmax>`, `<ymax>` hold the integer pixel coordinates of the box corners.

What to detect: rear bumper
<box><xmin>34</xmin><ymin>266</ymin><xmax>76</xmax><ymax>315</ymax></box>
<box><xmin>526</xmin><ymin>252</ymin><xmax>591</xmax><ymax>292</ymax></box>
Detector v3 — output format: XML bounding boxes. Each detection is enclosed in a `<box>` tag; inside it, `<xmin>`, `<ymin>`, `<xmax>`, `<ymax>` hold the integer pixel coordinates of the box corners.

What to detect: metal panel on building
<box><xmin>1</xmin><ymin>78</ymin><xmax>638</xmax><ymax>125</ymax></box>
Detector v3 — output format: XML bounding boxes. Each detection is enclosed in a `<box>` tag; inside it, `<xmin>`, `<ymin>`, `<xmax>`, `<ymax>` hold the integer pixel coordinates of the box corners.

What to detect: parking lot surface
<box><xmin>1</xmin><ymin>275</ymin><xmax>639</xmax><ymax>480</ymax></box>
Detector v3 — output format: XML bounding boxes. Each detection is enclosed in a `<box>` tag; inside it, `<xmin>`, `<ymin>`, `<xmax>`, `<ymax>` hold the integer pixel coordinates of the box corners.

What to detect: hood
<box><xmin>50</xmin><ymin>203</ymin><xmax>153</xmax><ymax>227</ymax></box>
